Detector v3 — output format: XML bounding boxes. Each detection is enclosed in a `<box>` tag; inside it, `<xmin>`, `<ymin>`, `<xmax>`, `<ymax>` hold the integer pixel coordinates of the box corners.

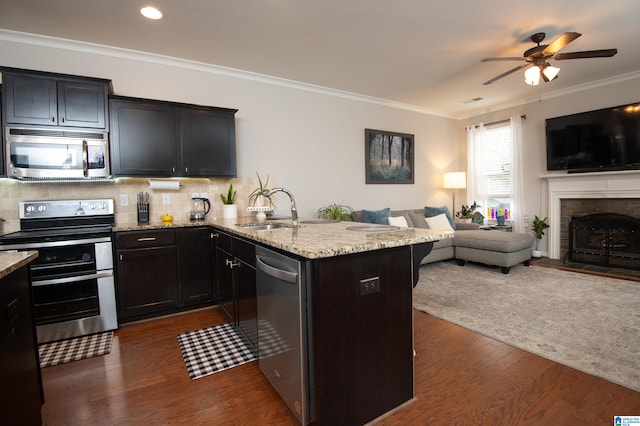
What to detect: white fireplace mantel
<box><xmin>544</xmin><ymin>170</ymin><xmax>640</xmax><ymax>259</ymax></box>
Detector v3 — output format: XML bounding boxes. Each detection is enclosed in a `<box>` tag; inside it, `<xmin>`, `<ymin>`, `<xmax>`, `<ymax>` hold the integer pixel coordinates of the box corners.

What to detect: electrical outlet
<box><xmin>162</xmin><ymin>194</ymin><xmax>171</xmax><ymax>205</ymax></box>
<box><xmin>360</xmin><ymin>277</ymin><xmax>380</xmax><ymax>296</ymax></box>
<box><xmin>120</xmin><ymin>194</ymin><xmax>129</xmax><ymax>206</ymax></box>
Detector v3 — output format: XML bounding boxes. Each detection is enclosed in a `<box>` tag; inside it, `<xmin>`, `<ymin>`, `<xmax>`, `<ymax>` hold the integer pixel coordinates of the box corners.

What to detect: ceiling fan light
<box><xmin>524</xmin><ymin>66</ymin><xmax>540</xmax><ymax>86</ymax></box>
<box><xmin>542</xmin><ymin>65</ymin><xmax>560</xmax><ymax>81</ymax></box>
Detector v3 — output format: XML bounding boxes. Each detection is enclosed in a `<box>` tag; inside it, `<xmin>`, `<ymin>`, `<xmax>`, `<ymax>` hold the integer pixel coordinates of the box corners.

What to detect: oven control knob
<box><xmin>25</xmin><ymin>205</ymin><xmax>35</xmax><ymax>214</ymax></box>
<box><xmin>89</xmin><ymin>203</ymin><xmax>97</xmax><ymax>210</ymax></box>
<box><xmin>38</xmin><ymin>205</ymin><xmax>47</xmax><ymax>213</ymax></box>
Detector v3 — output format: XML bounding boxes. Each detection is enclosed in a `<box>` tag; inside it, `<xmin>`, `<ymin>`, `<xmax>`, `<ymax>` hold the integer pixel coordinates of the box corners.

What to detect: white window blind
<box><xmin>482</xmin><ymin>124</ymin><xmax>512</xmax><ymax>197</ymax></box>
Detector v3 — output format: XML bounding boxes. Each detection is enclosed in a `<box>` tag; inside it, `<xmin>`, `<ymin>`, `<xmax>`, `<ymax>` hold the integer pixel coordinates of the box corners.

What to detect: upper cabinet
<box><xmin>2</xmin><ymin>70</ymin><xmax>110</xmax><ymax>130</ymax></box>
<box><xmin>109</xmin><ymin>96</ymin><xmax>237</xmax><ymax>178</ymax></box>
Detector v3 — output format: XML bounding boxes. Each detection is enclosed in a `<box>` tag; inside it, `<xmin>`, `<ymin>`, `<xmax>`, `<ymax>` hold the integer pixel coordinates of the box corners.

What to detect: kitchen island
<box><xmin>114</xmin><ymin>217</ymin><xmax>451</xmax><ymax>425</ymax></box>
<box><xmin>0</xmin><ymin>250</ymin><xmax>43</xmax><ymax>426</ymax></box>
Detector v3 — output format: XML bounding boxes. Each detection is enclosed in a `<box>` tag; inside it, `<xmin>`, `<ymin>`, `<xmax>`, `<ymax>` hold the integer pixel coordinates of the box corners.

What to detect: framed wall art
<box><xmin>365</xmin><ymin>128</ymin><xmax>414</xmax><ymax>184</ymax></box>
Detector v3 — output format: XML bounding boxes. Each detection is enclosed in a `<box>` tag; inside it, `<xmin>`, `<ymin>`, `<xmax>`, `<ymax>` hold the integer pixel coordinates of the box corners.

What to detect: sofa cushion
<box><xmin>425</xmin><ymin>213</ymin><xmax>455</xmax><ymax>232</ymax></box>
<box><xmin>388</xmin><ymin>215</ymin><xmax>409</xmax><ymax>227</ymax></box>
<box><xmin>361</xmin><ymin>208</ymin><xmax>391</xmax><ymax>225</ymax></box>
<box><xmin>453</xmin><ymin>230</ymin><xmax>534</xmax><ymax>253</ymax></box>
<box><xmin>425</xmin><ymin>205</ymin><xmax>456</xmax><ymax>230</ymax></box>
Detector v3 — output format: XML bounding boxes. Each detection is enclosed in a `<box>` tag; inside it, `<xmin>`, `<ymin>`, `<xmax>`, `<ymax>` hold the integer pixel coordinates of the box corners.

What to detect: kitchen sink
<box><xmin>237</xmin><ymin>222</ymin><xmax>292</xmax><ymax>230</ymax></box>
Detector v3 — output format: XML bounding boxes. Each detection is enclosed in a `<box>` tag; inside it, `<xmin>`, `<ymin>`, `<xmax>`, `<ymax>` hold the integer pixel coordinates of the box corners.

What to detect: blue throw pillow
<box><xmin>425</xmin><ymin>205</ymin><xmax>456</xmax><ymax>230</ymax></box>
<box><xmin>362</xmin><ymin>208</ymin><xmax>391</xmax><ymax>225</ymax></box>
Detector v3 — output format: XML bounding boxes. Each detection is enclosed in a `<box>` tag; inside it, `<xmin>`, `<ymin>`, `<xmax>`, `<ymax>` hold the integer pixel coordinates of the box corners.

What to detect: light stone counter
<box><xmin>0</xmin><ymin>250</ymin><xmax>39</xmax><ymax>280</ymax></box>
<box><xmin>114</xmin><ymin>217</ymin><xmax>453</xmax><ymax>259</ymax></box>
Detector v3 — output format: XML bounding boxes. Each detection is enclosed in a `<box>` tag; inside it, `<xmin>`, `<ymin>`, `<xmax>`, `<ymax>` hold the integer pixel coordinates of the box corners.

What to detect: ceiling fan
<box><xmin>481</xmin><ymin>32</ymin><xmax>618</xmax><ymax>86</ymax></box>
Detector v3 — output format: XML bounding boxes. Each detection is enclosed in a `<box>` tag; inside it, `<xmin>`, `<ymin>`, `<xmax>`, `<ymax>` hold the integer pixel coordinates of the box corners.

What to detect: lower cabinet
<box><xmin>214</xmin><ymin>230</ymin><xmax>257</xmax><ymax>350</ymax></box>
<box><xmin>115</xmin><ymin>227</ymin><xmax>215</xmax><ymax>322</ymax></box>
<box><xmin>0</xmin><ymin>262</ymin><xmax>43</xmax><ymax>426</ymax></box>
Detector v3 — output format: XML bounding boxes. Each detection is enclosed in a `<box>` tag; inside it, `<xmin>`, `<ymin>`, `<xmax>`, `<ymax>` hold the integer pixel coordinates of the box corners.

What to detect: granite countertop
<box><xmin>114</xmin><ymin>217</ymin><xmax>453</xmax><ymax>259</ymax></box>
<box><xmin>0</xmin><ymin>250</ymin><xmax>39</xmax><ymax>280</ymax></box>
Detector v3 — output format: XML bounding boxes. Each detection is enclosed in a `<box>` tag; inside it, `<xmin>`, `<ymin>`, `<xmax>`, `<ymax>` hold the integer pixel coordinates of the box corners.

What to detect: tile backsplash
<box><xmin>0</xmin><ymin>177</ymin><xmax>261</xmax><ymax>234</ymax></box>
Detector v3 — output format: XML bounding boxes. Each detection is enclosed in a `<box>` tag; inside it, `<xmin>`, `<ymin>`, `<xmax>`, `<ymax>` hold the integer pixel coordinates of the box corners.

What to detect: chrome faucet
<box><xmin>263</xmin><ymin>187</ymin><xmax>298</xmax><ymax>227</ymax></box>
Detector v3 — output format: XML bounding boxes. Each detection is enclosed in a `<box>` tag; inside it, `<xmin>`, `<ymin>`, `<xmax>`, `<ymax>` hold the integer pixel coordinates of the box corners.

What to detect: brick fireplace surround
<box><xmin>544</xmin><ymin>170</ymin><xmax>640</xmax><ymax>260</ymax></box>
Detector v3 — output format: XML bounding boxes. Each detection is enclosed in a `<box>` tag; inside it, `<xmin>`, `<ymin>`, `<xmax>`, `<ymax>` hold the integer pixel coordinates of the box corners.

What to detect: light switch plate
<box><xmin>162</xmin><ymin>194</ymin><xmax>170</xmax><ymax>205</ymax></box>
<box><xmin>120</xmin><ymin>194</ymin><xmax>129</xmax><ymax>206</ymax></box>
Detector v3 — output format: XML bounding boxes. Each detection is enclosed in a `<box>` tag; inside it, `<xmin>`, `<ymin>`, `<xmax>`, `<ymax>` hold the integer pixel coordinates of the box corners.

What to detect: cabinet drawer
<box><xmin>216</xmin><ymin>231</ymin><xmax>232</xmax><ymax>253</ymax></box>
<box><xmin>233</xmin><ymin>237</ymin><xmax>255</xmax><ymax>267</ymax></box>
<box><xmin>115</xmin><ymin>229</ymin><xmax>176</xmax><ymax>249</ymax></box>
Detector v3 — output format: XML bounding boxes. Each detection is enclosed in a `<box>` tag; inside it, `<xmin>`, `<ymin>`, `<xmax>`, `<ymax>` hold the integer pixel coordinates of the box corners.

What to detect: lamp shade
<box><xmin>524</xmin><ymin>66</ymin><xmax>540</xmax><ymax>86</ymax></box>
<box><xmin>443</xmin><ymin>172</ymin><xmax>466</xmax><ymax>189</ymax></box>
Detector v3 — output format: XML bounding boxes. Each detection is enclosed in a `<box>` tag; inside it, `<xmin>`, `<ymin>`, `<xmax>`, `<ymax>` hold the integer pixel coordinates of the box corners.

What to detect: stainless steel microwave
<box><xmin>5</xmin><ymin>127</ymin><xmax>111</xmax><ymax>180</ymax></box>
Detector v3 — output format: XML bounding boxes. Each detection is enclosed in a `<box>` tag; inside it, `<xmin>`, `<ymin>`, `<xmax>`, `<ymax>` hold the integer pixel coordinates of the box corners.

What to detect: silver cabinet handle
<box><xmin>137</xmin><ymin>237</ymin><xmax>157</xmax><ymax>242</ymax></box>
<box><xmin>226</xmin><ymin>258</ymin><xmax>241</xmax><ymax>268</ymax></box>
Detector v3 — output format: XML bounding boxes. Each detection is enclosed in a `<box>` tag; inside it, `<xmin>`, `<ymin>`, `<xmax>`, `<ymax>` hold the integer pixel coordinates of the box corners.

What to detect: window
<box><xmin>467</xmin><ymin>116</ymin><xmax>524</xmax><ymax>232</ymax></box>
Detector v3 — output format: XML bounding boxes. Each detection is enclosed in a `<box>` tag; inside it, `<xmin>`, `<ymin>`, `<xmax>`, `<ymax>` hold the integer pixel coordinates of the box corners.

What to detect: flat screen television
<box><xmin>545</xmin><ymin>102</ymin><xmax>640</xmax><ymax>172</ymax></box>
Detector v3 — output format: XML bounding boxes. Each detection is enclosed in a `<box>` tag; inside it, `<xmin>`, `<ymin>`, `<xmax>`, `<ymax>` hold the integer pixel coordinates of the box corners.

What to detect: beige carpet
<box><xmin>413</xmin><ymin>261</ymin><xmax>640</xmax><ymax>392</ymax></box>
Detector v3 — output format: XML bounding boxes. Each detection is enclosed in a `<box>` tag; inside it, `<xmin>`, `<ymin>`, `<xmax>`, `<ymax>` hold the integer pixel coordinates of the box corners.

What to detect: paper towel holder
<box><xmin>148</xmin><ymin>179</ymin><xmax>182</xmax><ymax>190</ymax></box>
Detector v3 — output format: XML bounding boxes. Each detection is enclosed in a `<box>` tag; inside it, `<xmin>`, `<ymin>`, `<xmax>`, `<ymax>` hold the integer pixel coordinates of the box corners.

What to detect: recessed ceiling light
<box><xmin>140</xmin><ymin>6</ymin><xmax>163</xmax><ymax>20</ymax></box>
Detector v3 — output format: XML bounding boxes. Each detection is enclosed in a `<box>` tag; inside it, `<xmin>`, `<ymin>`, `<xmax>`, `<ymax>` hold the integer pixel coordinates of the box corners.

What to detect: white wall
<box><xmin>0</xmin><ymin>33</ymin><xmax>460</xmax><ymax>229</ymax></box>
<box><xmin>460</xmin><ymin>75</ymin><xmax>640</xmax><ymax>253</ymax></box>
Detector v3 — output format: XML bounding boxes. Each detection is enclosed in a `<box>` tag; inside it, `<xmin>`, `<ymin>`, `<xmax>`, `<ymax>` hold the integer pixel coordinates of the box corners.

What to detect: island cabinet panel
<box><xmin>0</xmin><ymin>263</ymin><xmax>43</xmax><ymax>426</ymax></box>
<box><xmin>309</xmin><ymin>246</ymin><xmax>414</xmax><ymax>425</ymax></box>
<box><xmin>115</xmin><ymin>227</ymin><xmax>215</xmax><ymax>322</ymax></box>
<box><xmin>213</xmin><ymin>230</ymin><xmax>257</xmax><ymax>349</ymax></box>
<box><xmin>2</xmin><ymin>71</ymin><xmax>109</xmax><ymax>129</ymax></box>
<box><xmin>109</xmin><ymin>95</ymin><xmax>237</xmax><ymax>178</ymax></box>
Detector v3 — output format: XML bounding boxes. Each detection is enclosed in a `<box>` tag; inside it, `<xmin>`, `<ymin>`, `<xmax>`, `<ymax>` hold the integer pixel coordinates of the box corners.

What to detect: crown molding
<box><xmin>0</xmin><ymin>29</ymin><xmax>450</xmax><ymax>118</ymax></box>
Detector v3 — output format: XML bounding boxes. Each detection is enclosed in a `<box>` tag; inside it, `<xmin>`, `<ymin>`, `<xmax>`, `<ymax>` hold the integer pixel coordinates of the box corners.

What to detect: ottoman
<box><xmin>453</xmin><ymin>230</ymin><xmax>534</xmax><ymax>274</ymax></box>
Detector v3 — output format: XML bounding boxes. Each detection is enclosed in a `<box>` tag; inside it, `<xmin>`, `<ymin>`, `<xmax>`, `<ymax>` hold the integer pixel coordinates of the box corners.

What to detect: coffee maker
<box><xmin>188</xmin><ymin>197</ymin><xmax>211</xmax><ymax>220</ymax></box>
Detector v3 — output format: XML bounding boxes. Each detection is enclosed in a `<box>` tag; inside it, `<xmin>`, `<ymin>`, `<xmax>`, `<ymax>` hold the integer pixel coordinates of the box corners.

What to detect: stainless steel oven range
<box><xmin>0</xmin><ymin>198</ymin><xmax>117</xmax><ymax>343</ymax></box>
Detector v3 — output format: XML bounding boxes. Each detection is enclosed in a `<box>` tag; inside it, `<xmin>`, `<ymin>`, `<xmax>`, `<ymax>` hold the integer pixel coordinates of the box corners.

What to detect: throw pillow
<box><xmin>424</xmin><ymin>213</ymin><xmax>454</xmax><ymax>232</ymax></box>
<box><xmin>408</xmin><ymin>211</ymin><xmax>429</xmax><ymax>229</ymax></box>
<box><xmin>387</xmin><ymin>216</ymin><xmax>408</xmax><ymax>227</ymax></box>
<box><xmin>425</xmin><ymin>205</ymin><xmax>456</xmax><ymax>230</ymax></box>
<box><xmin>362</xmin><ymin>208</ymin><xmax>391</xmax><ymax>225</ymax></box>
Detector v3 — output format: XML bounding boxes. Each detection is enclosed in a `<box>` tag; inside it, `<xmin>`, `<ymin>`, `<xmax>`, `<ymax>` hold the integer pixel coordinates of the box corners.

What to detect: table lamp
<box><xmin>443</xmin><ymin>172</ymin><xmax>466</xmax><ymax>215</ymax></box>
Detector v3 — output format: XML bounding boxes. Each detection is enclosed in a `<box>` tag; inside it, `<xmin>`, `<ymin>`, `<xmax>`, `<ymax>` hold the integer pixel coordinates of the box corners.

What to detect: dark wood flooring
<box><xmin>40</xmin><ymin>306</ymin><xmax>640</xmax><ymax>425</ymax></box>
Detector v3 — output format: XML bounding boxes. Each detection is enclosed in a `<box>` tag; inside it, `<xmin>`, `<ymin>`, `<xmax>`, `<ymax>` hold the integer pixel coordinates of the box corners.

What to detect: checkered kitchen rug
<box><xmin>39</xmin><ymin>331</ymin><xmax>114</xmax><ymax>368</ymax></box>
<box><xmin>177</xmin><ymin>323</ymin><xmax>256</xmax><ymax>380</ymax></box>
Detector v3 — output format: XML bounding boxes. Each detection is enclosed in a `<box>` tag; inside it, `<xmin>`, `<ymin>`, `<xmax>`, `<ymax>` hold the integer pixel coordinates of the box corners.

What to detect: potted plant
<box><xmin>316</xmin><ymin>203</ymin><xmax>354</xmax><ymax>221</ymax></box>
<box><xmin>531</xmin><ymin>215</ymin><xmax>549</xmax><ymax>257</ymax></box>
<box><xmin>455</xmin><ymin>201</ymin><xmax>480</xmax><ymax>222</ymax></box>
<box><xmin>220</xmin><ymin>183</ymin><xmax>238</xmax><ymax>219</ymax></box>
<box><xmin>248</xmin><ymin>172</ymin><xmax>272</xmax><ymax>207</ymax></box>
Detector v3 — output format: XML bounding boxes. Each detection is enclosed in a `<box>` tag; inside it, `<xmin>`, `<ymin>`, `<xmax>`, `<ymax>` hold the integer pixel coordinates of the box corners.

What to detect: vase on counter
<box><xmin>222</xmin><ymin>204</ymin><xmax>237</xmax><ymax>219</ymax></box>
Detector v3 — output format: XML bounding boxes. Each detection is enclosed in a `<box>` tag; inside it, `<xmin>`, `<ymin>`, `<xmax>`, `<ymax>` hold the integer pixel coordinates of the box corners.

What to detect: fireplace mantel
<box><xmin>544</xmin><ymin>170</ymin><xmax>640</xmax><ymax>259</ymax></box>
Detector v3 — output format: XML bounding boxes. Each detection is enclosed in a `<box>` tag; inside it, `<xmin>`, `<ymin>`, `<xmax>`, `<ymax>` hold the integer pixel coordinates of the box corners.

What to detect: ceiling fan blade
<box><xmin>481</xmin><ymin>57</ymin><xmax>524</xmax><ymax>62</ymax></box>
<box><xmin>542</xmin><ymin>32</ymin><xmax>581</xmax><ymax>55</ymax></box>
<box><xmin>483</xmin><ymin>63</ymin><xmax>530</xmax><ymax>85</ymax></box>
<box><xmin>554</xmin><ymin>49</ymin><xmax>618</xmax><ymax>60</ymax></box>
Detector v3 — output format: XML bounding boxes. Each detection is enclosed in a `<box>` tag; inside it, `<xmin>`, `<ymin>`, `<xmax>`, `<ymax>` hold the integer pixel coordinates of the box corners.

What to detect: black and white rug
<box><xmin>39</xmin><ymin>331</ymin><xmax>114</xmax><ymax>368</ymax></box>
<box><xmin>177</xmin><ymin>323</ymin><xmax>256</xmax><ymax>380</ymax></box>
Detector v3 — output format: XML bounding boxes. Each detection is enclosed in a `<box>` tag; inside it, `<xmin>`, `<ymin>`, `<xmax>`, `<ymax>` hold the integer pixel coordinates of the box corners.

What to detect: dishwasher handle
<box><xmin>256</xmin><ymin>254</ymin><xmax>298</xmax><ymax>284</ymax></box>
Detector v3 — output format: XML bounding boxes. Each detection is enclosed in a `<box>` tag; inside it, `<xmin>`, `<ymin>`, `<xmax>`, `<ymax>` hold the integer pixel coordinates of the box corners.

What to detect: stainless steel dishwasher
<box><xmin>255</xmin><ymin>246</ymin><xmax>313</xmax><ymax>425</ymax></box>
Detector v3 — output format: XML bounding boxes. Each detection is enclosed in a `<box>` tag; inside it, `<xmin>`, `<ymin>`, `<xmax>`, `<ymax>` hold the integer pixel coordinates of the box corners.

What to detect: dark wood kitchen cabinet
<box><xmin>109</xmin><ymin>96</ymin><xmax>237</xmax><ymax>178</ymax></box>
<box><xmin>214</xmin><ymin>230</ymin><xmax>257</xmax><ymax>349</ymax></box>
<box><xmin>178</xmin><ymin>227</ymin><xmax>215</xmax><ymax>306</ymax></box>
<box><xmin>0</xmin><ymin>260</ymin><xmax>44</xmax><ymax>426</ymax></box>
<box><xmin>1</xmin><ymin>70</ymin><xmax>110</xmax><ymax>129</ymax></box>
<box><xmin>115</xmin><ymin>227</ymin><xmax>216</xmax><ymax>322</ymax></box>
<box><xmin>115</xmin><ymin>229</ymin><xmax>179</xmax><ymax>321</ymax></box>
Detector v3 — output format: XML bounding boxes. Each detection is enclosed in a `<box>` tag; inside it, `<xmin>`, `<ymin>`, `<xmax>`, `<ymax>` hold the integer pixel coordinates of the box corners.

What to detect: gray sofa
<box><xmin>351</xmin><ymin>208</ymin><xmax>534</xmax><ymax>274</ymax></box>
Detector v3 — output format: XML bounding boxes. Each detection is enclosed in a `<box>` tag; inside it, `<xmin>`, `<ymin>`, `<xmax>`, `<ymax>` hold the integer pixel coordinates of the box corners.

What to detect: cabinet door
<box><xmin>109</xmin><ymin>97</ymin><xmax>177</xmax><ymax>177</ymax></box>
<box><xmin>236</xmin><ymin>258</ymin><xmax>257</xmax><ymax>349</ymax></box>
<box><xmin>179</xmin><ymin>227</ymin><xmax>214</xmax><ymax>306</ymax></box>
<box><xmin>4</xmin><ymin>73</ymin><xmax>57</xmax><ymax>126</ymax></box>
<box><xmin>216</xmin><ymin>246</ymin><xmax>235</xmax><ymax>323</ymax></box>
<box><xmin>57</xmin><ymin>80</ymin><xmax>107</xmax><ymax>129</ymax></box>
<box><xmin>178</xmin><ymin>107</ymin><xmax>237</xmax><ymax>177</ymax></box>
<box><xmin>116</xmin><ymin>245</ymin><xmax>179</xmax><ymax>320</ymax></box>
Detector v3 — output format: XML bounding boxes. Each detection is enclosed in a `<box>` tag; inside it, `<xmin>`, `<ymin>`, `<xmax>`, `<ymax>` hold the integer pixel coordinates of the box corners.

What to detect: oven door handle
<box><xmin>82</xmin><ymin>139</ymin><xmax>89</xmax><ymax>177</ymax></box>
<box><xmin>32</xmin><ymin>271</ymin><xmax>113</xmax><ymax>287</ymax></box>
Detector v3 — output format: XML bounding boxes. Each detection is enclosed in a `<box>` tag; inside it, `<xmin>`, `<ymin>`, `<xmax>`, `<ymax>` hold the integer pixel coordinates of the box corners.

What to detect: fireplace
<box><xmin>569</xmin><ymin>213</ymin><xmax>640</xmax><ymax>270</ymax></box>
